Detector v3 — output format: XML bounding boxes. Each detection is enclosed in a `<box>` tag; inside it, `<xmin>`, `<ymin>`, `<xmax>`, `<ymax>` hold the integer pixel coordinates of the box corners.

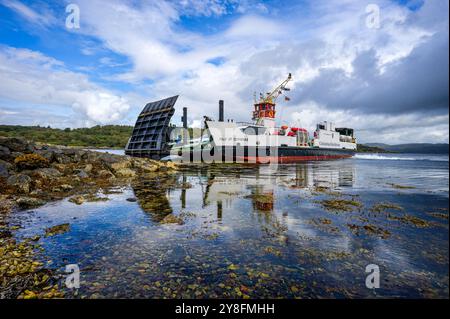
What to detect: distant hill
<box><xmin>356</xmin><ymin>144</ymin><xmax>390</xmax><ymax>153</ymax></box>
<box><xmin>366</xmin><ymin>143</ymin><xmax>449</xmax><ymax>154</ymax></box>
<box><xmin>0</xmin><ymin>125</ymin><xmax>133</xmax><ymax>148</ymax></box>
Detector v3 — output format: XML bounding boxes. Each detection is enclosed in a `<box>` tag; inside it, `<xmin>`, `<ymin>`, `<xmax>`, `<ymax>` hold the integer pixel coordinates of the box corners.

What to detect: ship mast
<box><xmin>253</xmin><ymin>73</ymin><xmax>292</xmax><ymax>127</ymax></box>
<box><xmin>261</xmin><ymin>73</ymin><xmax>292</xmax><ymax>104</ymax></box>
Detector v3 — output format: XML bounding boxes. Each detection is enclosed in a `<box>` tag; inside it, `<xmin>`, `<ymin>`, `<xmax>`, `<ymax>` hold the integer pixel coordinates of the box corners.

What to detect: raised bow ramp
<box><xmin>125</xmin><ymin>95</ymin><xmax>178</xmax><ymax>159</ymax></box>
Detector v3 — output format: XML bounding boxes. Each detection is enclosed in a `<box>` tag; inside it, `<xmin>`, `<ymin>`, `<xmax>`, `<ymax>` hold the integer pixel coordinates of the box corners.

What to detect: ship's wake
<box><xmin>354</xmin><ymin>154</ymin><xmax>449</xmax><ymax>162</ymax></box>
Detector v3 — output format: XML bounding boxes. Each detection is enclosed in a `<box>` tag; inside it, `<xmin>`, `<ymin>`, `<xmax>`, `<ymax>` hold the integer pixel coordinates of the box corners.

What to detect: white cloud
<box><xmin>0</xmin><ymin>109</ymin><xmax>18</xmax><ymax>116</ymax></box>
<box><xmin>72</xmin><ymin>92</ymin><xmax>130</xmax><ymax>124</ymax></box>
<box><xmin>225</xmin><ymin>15</ymin><xmax>283</xmax><ymax>38</ymax></box>
<box><xmin>288</xmin><ymin>101</ymin><xmax>449</xmax><ymax>144</ymax></box>
<box><xmin>176</xmin><ymin>0</ymin><xmax>229</xmax><ymax>17</ymax></box>
<box><xmin>0</xmin><ymin>46</ymin><xmax>130</xmax><ymax>126</ymax></box>
<box><xmin>0</xmin><ymin>0</ymin><xmax>55</xmax><ymax>26</ymax></box>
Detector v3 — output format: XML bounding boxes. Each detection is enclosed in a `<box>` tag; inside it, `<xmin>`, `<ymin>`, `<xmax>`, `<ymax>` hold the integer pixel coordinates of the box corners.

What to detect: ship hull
<box><xmin>176</xmin><ymin>146</ymin><xmax>355</xmax><ymax>163</ymax></box>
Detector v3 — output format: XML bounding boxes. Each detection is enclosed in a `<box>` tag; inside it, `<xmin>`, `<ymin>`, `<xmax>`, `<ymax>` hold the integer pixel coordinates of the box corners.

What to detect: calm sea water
<box><xmin>9</xmin><ymin>153</ymin><xmax>449</xmax><ymax>298</ymax></box>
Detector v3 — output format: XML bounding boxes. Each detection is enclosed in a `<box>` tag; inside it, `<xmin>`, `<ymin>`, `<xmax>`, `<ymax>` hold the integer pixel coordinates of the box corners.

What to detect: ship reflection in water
<box><xmin>10</xmin><ymin>158</ymin><xmax>449</xmax><ymax>299</ymax></box>
<box><xmin>134</xmin><ymin>162</ymin><xmax>355</xmax><ymax>222</ymax></box>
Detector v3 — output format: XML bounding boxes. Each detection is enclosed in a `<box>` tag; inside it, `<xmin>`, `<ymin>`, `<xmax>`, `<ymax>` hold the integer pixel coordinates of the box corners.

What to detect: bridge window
<box><xmin>241</xmin><ymin>126</ymin><xmax>267</xmax><ymax>135</ymax></box>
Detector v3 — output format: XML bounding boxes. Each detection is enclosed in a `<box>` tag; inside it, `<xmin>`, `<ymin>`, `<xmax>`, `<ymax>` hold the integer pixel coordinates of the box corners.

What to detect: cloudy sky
<box><xmin>0</xmin><ymin>0</ymin><xmax>448</xmax><ymax>144</ymax></box>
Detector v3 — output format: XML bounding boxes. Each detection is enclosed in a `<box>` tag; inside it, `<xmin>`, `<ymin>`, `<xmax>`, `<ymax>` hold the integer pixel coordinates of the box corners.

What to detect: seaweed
<box><xmin>318</xmin><ymin>199</ymin><xmax>362</xmax><ymax>212</ymax></box>
<box><xmin>45</xmin><ymin>223</ymin><xmax>70</xmax><ymax>237</ymax></box>
<box><xmin>370</xmin><ymin>202</ymin><xmax>403</xmax><ymax>213</ymax></box>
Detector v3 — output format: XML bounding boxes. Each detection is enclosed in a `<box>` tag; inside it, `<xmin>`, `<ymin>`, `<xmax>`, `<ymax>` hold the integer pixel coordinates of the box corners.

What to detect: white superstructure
<box><xmin>205</xmin><ymin>121</ymin><xmax>297</xmax><ymax>148</ymax></box>
<box><xmin>204</xmin><ymin>120</ymin><xmax>357</xmax><ymax>150</ymax></box>
<box><xmin>311</xmin><ymin>121</ymin><xmax>357</xmax><ymax>150</ymax></box>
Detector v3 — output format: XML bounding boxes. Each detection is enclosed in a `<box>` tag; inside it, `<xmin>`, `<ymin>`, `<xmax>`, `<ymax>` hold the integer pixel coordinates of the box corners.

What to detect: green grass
<box><xmin>0</xmin><ymin>125</ymin><xmax>134</xmax><ymax>148</ymax></box>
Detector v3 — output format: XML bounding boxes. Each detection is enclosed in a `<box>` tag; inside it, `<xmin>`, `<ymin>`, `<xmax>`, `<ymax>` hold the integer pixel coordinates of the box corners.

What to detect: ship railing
<box><xmin>236</xmin><ymin>121</ymin><xmax>260</xmax><ymax>126</ymax></box>
<box><xmin>235</xmin><ymin>122</ymin><xmax>305</xmax><ymax>131</ymax></box>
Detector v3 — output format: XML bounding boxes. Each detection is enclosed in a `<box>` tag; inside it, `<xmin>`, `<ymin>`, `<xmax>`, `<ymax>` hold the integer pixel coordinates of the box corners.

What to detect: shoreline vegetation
<box><xmin>0</xmin><ymin>125</ymin><xmax>133</xmax><ymax>149</ymax></box>
<box><xmin>0</xmin><ymin>136</ymin><xmax>177</xmax><ymax>298</ymax></box>
<box><xmin>0</xmin><ymin>124</ymin><xmax>401</xmax><ymax>154</ymax></box>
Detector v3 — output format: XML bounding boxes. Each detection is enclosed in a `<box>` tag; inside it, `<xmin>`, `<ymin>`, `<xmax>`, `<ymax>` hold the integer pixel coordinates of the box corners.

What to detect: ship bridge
<box><xmin>125</xmin><ymin>95</ymin><xmax>178</xmax><ymax>159</ymax></box>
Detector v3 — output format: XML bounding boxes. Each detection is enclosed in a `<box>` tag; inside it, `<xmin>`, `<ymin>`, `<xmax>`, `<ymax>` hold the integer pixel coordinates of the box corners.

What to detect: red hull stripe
<box><xmin>237</xmin><ymin>154</ymin><xmax>353</xmax><ymax>163</ymax></box>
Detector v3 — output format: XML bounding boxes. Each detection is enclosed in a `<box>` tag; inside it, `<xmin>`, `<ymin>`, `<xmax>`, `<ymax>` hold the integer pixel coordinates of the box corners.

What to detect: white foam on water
<box><xmin>354</xmin><ymin>154</ymin><xmax>449</xmax><ymax>162</ymax></box>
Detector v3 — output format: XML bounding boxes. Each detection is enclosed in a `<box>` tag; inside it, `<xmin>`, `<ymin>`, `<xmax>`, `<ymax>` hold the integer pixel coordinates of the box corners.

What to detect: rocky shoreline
<box><xmin>0</xmin><ymin>137</ymin><xmax>177</xmax><ymax>298</ymax></box>
<box><xmin>0</xmin><ymin>137</ymin><xmax>176</xmax><ymax>213</ymax></box>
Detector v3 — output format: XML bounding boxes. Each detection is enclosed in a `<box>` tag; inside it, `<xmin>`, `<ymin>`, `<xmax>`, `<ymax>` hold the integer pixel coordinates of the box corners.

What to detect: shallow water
<box><xmin>9</xmin><ymin>154</ymin><xmax>449</xmax><ymax>298</ymax></box>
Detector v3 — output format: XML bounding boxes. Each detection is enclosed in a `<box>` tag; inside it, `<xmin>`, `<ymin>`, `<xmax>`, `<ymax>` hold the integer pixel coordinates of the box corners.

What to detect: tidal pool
<box><xmin>8</xmin><ymin>154</ymin><xmax>449</xmax><ymax>298</ymax></box>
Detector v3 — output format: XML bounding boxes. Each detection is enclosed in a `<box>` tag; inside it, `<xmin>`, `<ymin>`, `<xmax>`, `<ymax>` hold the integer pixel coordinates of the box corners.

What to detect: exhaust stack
<box><xmin>182</xmin><ymin>107</ymin><xmax>188</xmax><ymax>144</ymax></box>
<box><xmin>182</xmin><ymin>107</ymin><xmax>188</xmax><ymax>129</ymax></box>
<box><xmin>219</xmin><ymin>100</ymin><xmax>224</xmax><ymax>122</ymax></box>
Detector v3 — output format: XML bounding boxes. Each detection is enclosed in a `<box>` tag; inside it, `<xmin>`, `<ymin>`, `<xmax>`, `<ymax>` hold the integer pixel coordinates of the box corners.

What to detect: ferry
<box><xmin>168</xmin><ymin>74</ymin><xmax>357</xmax><ymax>163</ymax></box>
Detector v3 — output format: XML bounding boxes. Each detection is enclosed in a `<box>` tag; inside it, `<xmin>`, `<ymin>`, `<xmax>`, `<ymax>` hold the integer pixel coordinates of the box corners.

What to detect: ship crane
<box><xmin>253</xmin><ymin>73</ymin><xmax>292</xmax><ymax>126</ymax></box>
<box><xmin>259</xmin><ymin>73</ymin><xmax>292</xmax><ymax>104</ymax></box>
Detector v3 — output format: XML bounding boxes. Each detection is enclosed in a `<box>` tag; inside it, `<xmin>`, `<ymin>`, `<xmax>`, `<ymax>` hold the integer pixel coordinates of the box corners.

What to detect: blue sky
<box><xmin>0</xmin><ymin>0</ymin><xmax>448</xmax><ymax>144</ymax></box>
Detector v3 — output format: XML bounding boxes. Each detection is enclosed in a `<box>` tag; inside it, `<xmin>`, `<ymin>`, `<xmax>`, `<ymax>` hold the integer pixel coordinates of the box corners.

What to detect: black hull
<box><xmin>174</xmin><ymin>146</ymin><xmax>355</xmax><ymax>163</ymax></box>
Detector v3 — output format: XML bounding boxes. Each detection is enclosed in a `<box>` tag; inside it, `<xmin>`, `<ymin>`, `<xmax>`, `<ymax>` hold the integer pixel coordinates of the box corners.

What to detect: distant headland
<box><xmin>0</xmin><ymin>125</ymin><xmax>448</xmax><ymax>154</ymax></box>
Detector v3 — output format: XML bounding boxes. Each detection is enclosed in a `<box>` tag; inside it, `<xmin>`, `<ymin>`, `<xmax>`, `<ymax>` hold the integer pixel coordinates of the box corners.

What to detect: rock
<box><xmin>35</xmin><ymin>149</ymin><xmax>56</xmax><ymax>162</ymax></box>
<box><xmin>108</xmin><ymin>159</ymin><xmax>132</xmax><ymax>173</ymax></box>
<box><xmin>74</xmin><ymin>169</ymin><xmax>89</xmax><ymax>179</ymax></box>
<box><xmin>14</xmin><ymin>154</ymin><xmax>50</xmax><ymax>170</ymax></box>
<box><xmin>160</xmin><ymin>214</ymin><xmax>184</xmax><ymax>225</ymax></box>
<box><xmin>16</xmin><ymin>197</ymin><xmax>46</xmax><ymax>209</ymax></box>
<box><xmin>114</xmin><ymin>168</ymin><xmax>136</xmax><ymax>178</ymax></box>
<box><xmin>7</xmin><ymin>174</ymin><xmax>32</xmax><ymax>193</ymax></box>
<box><xmin>69</xmin><ymin>195</ymin><xmax>85</xmax><ymax>205</ymax></box>
<box><xmin>10</xmin><ymin>152</ymin><xmax>24</xmax><ymax>159</ymax></box>
<box><xmin>140</xmin><ymin>163</ymin><xmax>159</xmax><ymax>173</ymax></box>
<box><xmin>126</xmin><ymin>197</ymin><xmax>137</xmax><ymax>202</ymax></box>
<box><xmin>51</xmin><ymin>163</ymin><xmax>68</xmax><ymax>173</ymax></box>
<box><xmin>0</xmin><ymin>159</ymin><xmax>12</xmax><ymax>178</ymax></box>
<box><xmin>45</xmin><ymin>223</ymin><xmax>70</xmax><ymax>237</ymax></box>
<box><xmin>54</xmin><ymin>153</ymin><xmax>71</xmax><ymax>164</ymax></box>
<box><xmin>165</xmin><ymin>161</ymin><xmax>177</xmax><ymax>170</ymax></box>
<box><xmin>84</xmin><ymin>194</ymin><xmax>109</xmax><ymax>202</ymax></box>
<box><xmin>97</xmin><ymin>170</ymin><xmax>115</xmax><ymax>180</ymax></box>
<box><xmin>62</xmin><ymin>149</ymin><xmax>82</xmax><ymax>162</ymax></box>
<box><xmin>52</xmin><ymin>184</ymin><xmax>73</xmax><ymax>193</ymax></box>
<box><xmin>22</xmin><ymin>290</ymin><xmax>38</xmax><ymax>299</ymax></box>
<box><xmin>0</xmin><ymin>137</ymin><xmax>34</xmax><ymax>153</ymax></box>
<box><xmin>60</xmin><ymin>184</ymin><xmax>74</xmax><ymax>191</ymax></box>
<box><xmin>0</xmin><ymin>145</ymin><xmax>11</xmax><ymax>160</ymax></box>
<box><xmin>83</xmin><ymin>151</ymin><xmax>101</xmax><ymax>163</ymax></box>
<box><xmin>158</xmin><ymin>166</ymin><xmax>168</xmax><ymax>172</ymax></box>
<box><xmin>84</xmin><ymin>164</ymin><xmax>93</xmax><ymax>173</ymax></box>
<box><xmin>0</xmin><ymin>230</ymin><xmax>12</xmax><ymax>239</ymax></box>
<box><xmin>29</xmin><ymin>189</ymin><xmax>47</xmax><ymax>197</ymax></box>
<box><xmin>132</xmin><ymin>158</ymin><xmax>159</xmax><ymax>172</ymax></box>
<box><xmin>0</xmin><ymin>195</ymin><xmax>16</xmax><ymax>214</ymax></box>
<box><xmin>33</xmin><ymin>168</ymin><xmax>62</xmax><ymax>180</ymax></box>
